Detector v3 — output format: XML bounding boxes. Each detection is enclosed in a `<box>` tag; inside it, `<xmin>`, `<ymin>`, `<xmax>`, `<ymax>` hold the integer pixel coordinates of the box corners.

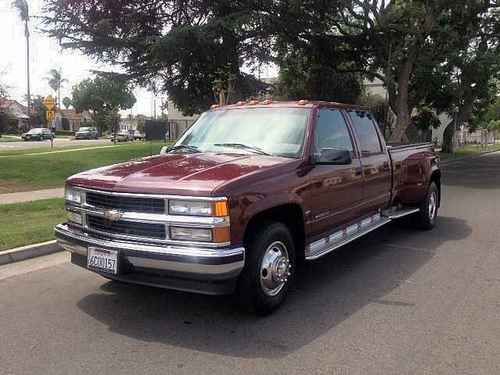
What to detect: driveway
<box><xmin>0</xmin><ymin>152</ymin><xmax>499</xmax><ymax>374</ymax></box>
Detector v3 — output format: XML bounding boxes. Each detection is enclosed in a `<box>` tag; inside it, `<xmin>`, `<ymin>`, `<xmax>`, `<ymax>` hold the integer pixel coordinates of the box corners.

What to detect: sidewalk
<box><xmin>0</xmin><ymin>188</ymin><xmax>64</xmax><ymax>205</ymax></box>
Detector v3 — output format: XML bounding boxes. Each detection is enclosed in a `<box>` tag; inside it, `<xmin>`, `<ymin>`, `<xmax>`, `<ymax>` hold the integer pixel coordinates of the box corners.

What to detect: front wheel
<box><xmin>414</xmin><ymin>182</ymin><xmax>439</xmax><ymax>230</ymax></box>
<box><xmin>237</xmin><ymin>222</ymin><xmax>295</xmax><ymax>315</ymax></box>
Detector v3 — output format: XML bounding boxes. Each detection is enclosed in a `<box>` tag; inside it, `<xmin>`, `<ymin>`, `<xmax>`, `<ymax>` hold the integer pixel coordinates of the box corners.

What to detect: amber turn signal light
<box><xmin>212</xmin><ymin>227</ymin><xmax>231</xmax><ymax>243</ymax></box>
<box><xmin>213</xmin><ymin>201</ymin><xmax>229</xmax><ymax>217</ymax></box>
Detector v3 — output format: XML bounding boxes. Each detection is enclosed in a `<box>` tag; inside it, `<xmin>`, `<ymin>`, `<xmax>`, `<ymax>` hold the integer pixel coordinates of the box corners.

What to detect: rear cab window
<box><xmin>348</xmin><ymin>111</ymin><xmax>384</xmax><ymax>155</ymax></box>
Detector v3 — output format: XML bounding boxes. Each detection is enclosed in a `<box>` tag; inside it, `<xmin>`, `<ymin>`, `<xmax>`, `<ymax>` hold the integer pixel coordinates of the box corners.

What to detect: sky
<box><xmin>0</xmin><ymin>0</ymin><xmax>160</xmax><ymax>116</ymax></box>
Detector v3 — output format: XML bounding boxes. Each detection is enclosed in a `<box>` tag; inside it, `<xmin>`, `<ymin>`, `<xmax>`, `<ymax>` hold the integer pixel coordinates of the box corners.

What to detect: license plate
<box><xmin>87</xmin><ymin>247</ymin><xmax>118</xmax><ymax>275</ymax></box>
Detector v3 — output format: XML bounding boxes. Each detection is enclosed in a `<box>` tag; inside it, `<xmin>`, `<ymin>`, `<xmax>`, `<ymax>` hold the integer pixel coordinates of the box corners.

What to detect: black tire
<box><xmin>237</xmin><ymin>222</ymin><xmax>295</xmax><ymax>315</ymax></box>
<box><xmin>414</xmin><ymin>182</ymin><xmax>439</xmax><ymax>230</ymax></box>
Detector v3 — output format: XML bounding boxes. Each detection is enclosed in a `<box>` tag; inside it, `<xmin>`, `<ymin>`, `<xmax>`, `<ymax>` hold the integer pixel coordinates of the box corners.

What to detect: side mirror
<box><xmin>160</xmin><ymin>145</ymin><xmax>171</xmax><ymax>155</ymax></box>
<box><xmin>314</xmin><ymin>148</ymin><xmax>352</xmax><ymax>165</ymax></box>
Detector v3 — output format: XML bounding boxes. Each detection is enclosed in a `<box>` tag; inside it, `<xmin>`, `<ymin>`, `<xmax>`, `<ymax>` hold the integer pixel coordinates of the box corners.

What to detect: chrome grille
<box><xmin>87</xmin><ymin>215</ymin><xmax>166</xmax><ymax>240</ymax></box>
<box><xmin>86</xmin><ymin>192</ymin><xmax>165</xmax><ymax>214</ymax></box>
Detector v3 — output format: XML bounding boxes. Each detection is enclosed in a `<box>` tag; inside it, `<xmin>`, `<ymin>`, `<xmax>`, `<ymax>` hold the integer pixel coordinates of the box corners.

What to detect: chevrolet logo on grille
<box><xmin>103</xmin><ymin>209</ymin><xmax>123</xmax><ymax>222</ymax></box>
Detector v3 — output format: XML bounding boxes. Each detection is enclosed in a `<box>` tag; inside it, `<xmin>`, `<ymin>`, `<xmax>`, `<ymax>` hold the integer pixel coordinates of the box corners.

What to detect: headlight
<box><xmin>168</xmin><ymin>199</ymin><xmax>228</xmax><ymax>217</ymax></box>
<box><xmin>65</xmin><ymin>187</ymin><xmax>82</xmax><ymax>204</ymax></box>
<box><xmin>170</xmin><ymin>227</ymin><xmax>213</xmax><ymax>242</ymax></box>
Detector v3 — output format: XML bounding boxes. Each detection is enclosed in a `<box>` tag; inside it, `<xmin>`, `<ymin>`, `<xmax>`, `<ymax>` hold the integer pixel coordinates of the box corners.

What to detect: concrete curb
<box><xmin>0</xmin><ymin>240</ymin><xmax>62</xmax><ymax>266</ymax></box>
<box><xmin>440</xmin><ymin>149</ymin><xmax>500</xmax><ymax>166</ymax></box>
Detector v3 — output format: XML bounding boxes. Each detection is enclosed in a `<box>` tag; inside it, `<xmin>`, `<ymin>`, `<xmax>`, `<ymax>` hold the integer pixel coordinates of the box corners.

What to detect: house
<box><xmin>54</xmin><ymin>109</ymin><xmax>92</xmax><ymax>132</ymax></box>
<box><xmin>0</xmin><ymin>98</ymin><xmax>30</xmax><ymax>132</ymax></box>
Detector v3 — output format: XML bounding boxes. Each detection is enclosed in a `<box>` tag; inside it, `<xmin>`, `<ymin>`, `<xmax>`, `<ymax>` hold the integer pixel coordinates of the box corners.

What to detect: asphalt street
<box><xmin>0</xmin><ymin>138</ymin><xmax>110</xmax><ymax>151</ymax></box>
<box><xmin>1</xmin><ymin>153</ymin><xmax>499</xmax><ymax>375</ymax></box>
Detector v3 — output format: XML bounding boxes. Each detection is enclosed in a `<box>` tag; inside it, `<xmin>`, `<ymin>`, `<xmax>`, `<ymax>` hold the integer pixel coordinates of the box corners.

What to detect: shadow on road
<box><xmin>77</xmin><ymin>216</ymin><xmax>471</xmax><ymax>358</ymax></box>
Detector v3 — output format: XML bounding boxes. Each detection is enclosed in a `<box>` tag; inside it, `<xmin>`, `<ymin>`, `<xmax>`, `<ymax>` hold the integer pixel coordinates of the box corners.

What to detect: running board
<box><xmin>382</xmin><ymin>207</ymin><xmax>420</xmax><ymax>219</ymax></box>
<box><xmin>305</xmin><ymin>213</ymin><xmax>391</xmax><ymax>260</ymax></box>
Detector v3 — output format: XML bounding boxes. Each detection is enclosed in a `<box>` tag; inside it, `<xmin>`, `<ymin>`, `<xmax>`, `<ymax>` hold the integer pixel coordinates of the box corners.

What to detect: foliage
<box><xmin>0</xmin><ymin>111</ymin><xmax>9</xmax><ymax>135</ymax></box>
<box><xmin>31</xmin><ymin>95</ymin><xmax>47</xmax><ymax>127</ymax></box>
<box><xmin>62</xmin><ymin>96</ymin><xmax>72</xmax><ymax>109</ymax></box>
<box><xmin>412</xmin><ymin>107</ymin><xmax>441</xmax><ymax>132</ymax></box>
<box><xmin>42</xmin><ymin>0</ymin><xmax>273</xmax><ymax>115</ymax></box>
<box><xmin>358</xmin><ymin>93</ymin><xmax>393</xmax><ymax>136</ymax></box>
<box><xmin>45</xmin><ymin>68</ymin><xmax>67</xmax><ymax>108</ymax></box>
<box><xmin>71</xmin><ymin>74</ymin><xmax>136</xmax><ymax>133</ymax></box>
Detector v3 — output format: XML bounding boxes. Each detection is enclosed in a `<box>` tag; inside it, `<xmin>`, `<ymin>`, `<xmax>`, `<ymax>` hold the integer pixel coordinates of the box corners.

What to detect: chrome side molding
<box><xmin>305</xmin><ymin>206</ymin><xmax>421</xmax><ymax>260</ymax></box>
<box><xmin>306</xmin><ymin>213</ymin><xmax>391</xmax><ymax>260</ymax></box>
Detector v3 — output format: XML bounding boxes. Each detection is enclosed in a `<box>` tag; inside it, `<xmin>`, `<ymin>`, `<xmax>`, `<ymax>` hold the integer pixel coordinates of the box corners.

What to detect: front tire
<box><xmin>414</xmin><ymin>182</ymin><xmax>439</xmax><ymax>230</ymax></box>
<box><xmin>237</xmin><ymin>222</ymin><xmax>295</xmax><ymax>315</ymax></box>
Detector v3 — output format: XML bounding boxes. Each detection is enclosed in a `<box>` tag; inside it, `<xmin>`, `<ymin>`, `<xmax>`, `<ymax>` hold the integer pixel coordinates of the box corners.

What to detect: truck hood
<box><xmin>68</xmin><ymin>152</ymin><xmax>296</xmax><ymax>196</ymax></box>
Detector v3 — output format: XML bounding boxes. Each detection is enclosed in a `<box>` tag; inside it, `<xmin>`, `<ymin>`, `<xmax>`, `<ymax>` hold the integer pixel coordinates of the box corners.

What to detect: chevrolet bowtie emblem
<box><xmin>103</xmin><ymin>209</ymin><xmax>123</xmax><ymax>222</ymax></box>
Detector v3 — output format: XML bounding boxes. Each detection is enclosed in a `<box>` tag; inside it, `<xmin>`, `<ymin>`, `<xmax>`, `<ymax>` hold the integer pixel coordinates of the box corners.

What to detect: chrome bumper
<box><xmin>55</xmin><ymin>224</ymin><xmax>245</xmax><ymax>294</ymax></box>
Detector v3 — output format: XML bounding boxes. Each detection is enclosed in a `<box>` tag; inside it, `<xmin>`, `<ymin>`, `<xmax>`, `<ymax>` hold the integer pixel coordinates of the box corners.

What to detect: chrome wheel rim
<box><xmin>428</xmin><ymin>191</ymin><xmax>437</xmax><ymax>221</ymax></box>
<box><xmin>259</xmin><ymin>241</ymin><xmax>291</xmax><ymax>297</ymax></box>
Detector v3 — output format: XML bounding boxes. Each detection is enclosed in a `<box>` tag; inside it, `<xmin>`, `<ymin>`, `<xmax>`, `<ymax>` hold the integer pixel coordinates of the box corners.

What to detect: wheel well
<box><xmin>431</xmin><ymin>170</ymin><xmax>441</xmax><ymax>206</ymax></box>
<box><xmin>243</xmin><ymin>204</ymin><xmax>306</xmax><ymax>260</ymax></box>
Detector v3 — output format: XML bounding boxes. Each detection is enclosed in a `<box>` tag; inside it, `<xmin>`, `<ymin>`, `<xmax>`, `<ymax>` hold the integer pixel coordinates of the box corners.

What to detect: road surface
<box><xmin>0</xmin><ymin>138</ymin><xmax>110</xmax><ymax>151</ymax></box>
<box><xmin>1</xmin><ymin>153</ymin><xmax>499</xmax><ymax>375</ymax></box>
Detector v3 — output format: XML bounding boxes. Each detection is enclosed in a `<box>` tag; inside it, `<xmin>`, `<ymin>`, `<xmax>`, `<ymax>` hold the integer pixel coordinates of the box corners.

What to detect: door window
<box><xmin>315</xmin><ymin>109</ymin><xmax>354</xmax><ymax>154</ymax></box>
<box><xmin>349</xmin><ymin>111</ymin><xmax>383</xmax><ymax>155</ymax></box>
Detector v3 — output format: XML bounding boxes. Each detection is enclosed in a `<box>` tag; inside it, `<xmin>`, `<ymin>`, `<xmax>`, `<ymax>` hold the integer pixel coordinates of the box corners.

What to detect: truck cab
<box><xmin>55</xmin><ymin>100</ymin><xmax>440</xmax><ymax>314</ymax></box>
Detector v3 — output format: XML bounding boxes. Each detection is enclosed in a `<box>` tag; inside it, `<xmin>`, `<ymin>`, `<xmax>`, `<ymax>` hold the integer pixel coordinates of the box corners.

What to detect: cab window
<box><xmin>315</xmin><ymin>109</ymin><xmax>354</xmax><ymax>154</ymax></box>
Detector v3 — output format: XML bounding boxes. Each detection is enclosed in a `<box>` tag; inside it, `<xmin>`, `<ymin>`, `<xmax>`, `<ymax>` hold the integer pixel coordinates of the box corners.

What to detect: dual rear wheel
<box><xmin>238</xmin><ymin>182</ymin><xmax>439</xmax><ymax>314</ymax></box>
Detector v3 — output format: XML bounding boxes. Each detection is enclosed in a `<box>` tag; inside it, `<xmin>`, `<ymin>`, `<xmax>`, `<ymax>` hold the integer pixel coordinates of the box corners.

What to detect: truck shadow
<box><xmin>77</xmin><ymin>216</ymin><xmax>471</xmax><ymax>359</ymax></box>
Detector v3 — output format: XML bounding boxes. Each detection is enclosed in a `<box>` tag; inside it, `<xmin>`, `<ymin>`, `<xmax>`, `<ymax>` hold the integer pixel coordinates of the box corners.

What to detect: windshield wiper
<box><xmin>214</xmin><ymin>143</ymin><xmax>270</xmax><ymax>156</ymax></box>
<box><xmin>167</xmin><ymin>144</ymin><xmax>200</xmax><ymax>153</ymax></box>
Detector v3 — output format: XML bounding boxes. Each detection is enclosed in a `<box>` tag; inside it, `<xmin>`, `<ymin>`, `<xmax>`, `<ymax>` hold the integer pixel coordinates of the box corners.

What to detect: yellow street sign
<box><xmin>46</xmin><ymin>110</ymin><xmax>55</xmax><ymax>122</ymax></box>
<box><xmin>43</xmin><ymin>95</ymin><xmax>56</xmax><ymax>110</ymax></box>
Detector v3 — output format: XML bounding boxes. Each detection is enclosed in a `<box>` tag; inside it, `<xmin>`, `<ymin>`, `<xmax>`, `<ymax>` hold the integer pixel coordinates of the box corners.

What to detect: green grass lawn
<box><xmin>440</xmin><ymin>143</ymin><xmax>500</xmax><ymax>161</ymax></box>
<box><xmin>0</xmin><ymin>198</ymin><xmax>66</xmax><ymax>251</ymax></box>
<box><xmin>0</xmin><ymin>142</ymin><xmax>166</xmax><ymax>193</ymax></box>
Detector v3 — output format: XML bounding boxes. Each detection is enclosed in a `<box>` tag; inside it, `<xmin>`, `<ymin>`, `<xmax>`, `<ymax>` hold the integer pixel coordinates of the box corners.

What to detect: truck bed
<box><xmin>387</xmin><ymin>142</ymin><xmax>438</xmax><ymax>207</ymax></box>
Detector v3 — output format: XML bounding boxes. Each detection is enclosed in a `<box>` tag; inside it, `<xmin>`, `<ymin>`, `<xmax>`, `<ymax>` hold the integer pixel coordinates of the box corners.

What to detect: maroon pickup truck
<box><xmin>55</xmin><ymin>100</ymin><xmax>441</xmax><ymax>314</ymax></box>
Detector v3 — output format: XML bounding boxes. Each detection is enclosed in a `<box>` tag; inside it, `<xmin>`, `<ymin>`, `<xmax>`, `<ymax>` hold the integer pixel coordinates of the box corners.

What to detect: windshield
<box><xmin>79</xmin><ymin>127</ymin><xmax>91</xmax><ymax>132</ymax></box>
<box><xmin>28</xmin><ymin>128</ymin><xmax>43</xmax><ymax>134</ymax></box>
<box><xmin>175</xmin><ymin>107</ymin><xmax>310</xmax><ymax>158</ymax></box>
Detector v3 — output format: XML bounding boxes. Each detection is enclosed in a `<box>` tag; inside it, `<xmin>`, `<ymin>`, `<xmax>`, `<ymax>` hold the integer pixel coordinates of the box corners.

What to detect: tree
<box><xmin>62</xmin><ymin>96</ymin><xmax>72</xmax><ymax>109</ymax></box>
<box><xmin>46</xmin><ymin>68</ymin><xmax>67</xmax><ymax>109</ymax></box>
<box><xmin>414</xmin><ymin>2</ymin><xmax>500</xmax><ymax>153</ymax></box>
<box><xmin>71</xmin><ymin>74</ymin><xmax>136</xmax><ymax>134</ymax></box>
<box><xmin>12</xmin><ymin>0</ymin><xmax>31</xmax><ymax>118</ymax></box>
<box><xmin>31</xmin><ymin>95</ymin><xmax>47</xmax><ymax>127</ymax></box>
<box><xmin>42</xmin><ymin>0</ymin><xmax>273</xmax><ymax>115</ymax></box>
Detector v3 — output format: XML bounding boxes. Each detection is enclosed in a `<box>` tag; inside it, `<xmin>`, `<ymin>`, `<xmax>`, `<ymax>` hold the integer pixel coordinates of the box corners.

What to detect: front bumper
<box><xmin>55</xmin><ymin>223</ymin><xmax>245</xmax><ymax>295</ymax></box>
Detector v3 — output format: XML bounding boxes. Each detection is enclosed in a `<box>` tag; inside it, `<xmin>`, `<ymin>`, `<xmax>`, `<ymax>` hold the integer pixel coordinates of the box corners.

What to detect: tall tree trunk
<box><xmin>388</xmin><ymin>53</ymin><xmax>416</xmax><ymax>144</ymax></box>
<box><xmin>441</xmin><ymin>120</ymin><xmax>455</xmax><ymax>153</ymax></box>
<box><xmin>442</xmin><ymin>94</ymin><xmax>474</xmax><ymax>154</ymax></box>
